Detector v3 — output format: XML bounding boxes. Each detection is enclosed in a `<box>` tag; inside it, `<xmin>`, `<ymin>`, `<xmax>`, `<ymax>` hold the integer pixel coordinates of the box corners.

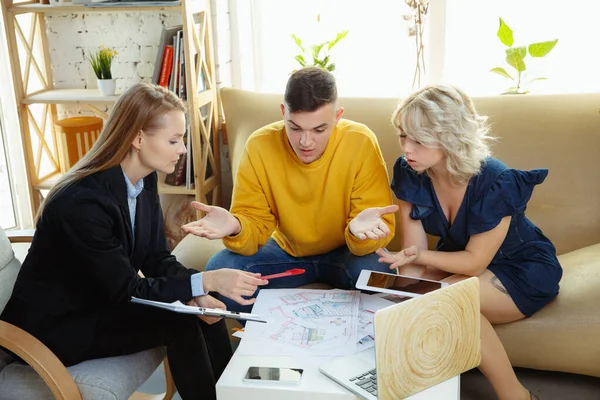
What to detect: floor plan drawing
<box><xmin>238</xmin><ymin>289</ymin><xmax>361</xmax><ymax>356</ymax></box>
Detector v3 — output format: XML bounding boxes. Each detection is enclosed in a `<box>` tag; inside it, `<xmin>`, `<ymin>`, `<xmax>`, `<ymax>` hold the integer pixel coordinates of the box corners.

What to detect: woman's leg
<box><xmin>444</xmin><ymin>270</ymin><xmax>530</xmax><ymax>400</ymax></box>
<box><xmin>83</xmin><ymin>303</ymin><xmax>232</xmax><ymax>400</ymax></box>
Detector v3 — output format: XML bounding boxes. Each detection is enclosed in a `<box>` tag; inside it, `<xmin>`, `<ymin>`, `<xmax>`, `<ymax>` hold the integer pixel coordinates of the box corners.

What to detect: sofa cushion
<box><xmin>172</xmin><ymin>233</ymin><xmax>226</xmax><ymax>271</ymax></box>
<box><xmin>496</xmin><ymin>243</ymin><xmax>600</xmax><ymax>378</ymax></box>
<box><xmin>0</xmin><ymin>230</ymin><xmax>20</xmax><ymax>315</ymax></box>
<box><xmin>0</xmin><ymin>230</ymin><xmax>14</xmax><ymax>272</ymax></box>
<box><xmin>0</xmin><ymin>258</ymin><xmax>19</xmax><ymax>315</ymax></box>
<box><xmin>0</xmin><ymin>347</ymin><xmax>166</xmax><ymax>400</ymax></box>
<box><xmin>0</xmin><ymin>349</ymin><xmax>13</xmax><ymax>374</ymax></box>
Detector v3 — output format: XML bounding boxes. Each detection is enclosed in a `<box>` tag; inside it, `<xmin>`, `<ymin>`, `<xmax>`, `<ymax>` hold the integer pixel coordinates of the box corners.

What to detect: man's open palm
<box><xmin>182</xmin><ymin>201</ymin><xmax>241</xmax><ymax>239</ymax></box>
<box><xmin>349</xmin><ymin>205</ymin><xmax>399</xmax><ymax>240</ymax></box>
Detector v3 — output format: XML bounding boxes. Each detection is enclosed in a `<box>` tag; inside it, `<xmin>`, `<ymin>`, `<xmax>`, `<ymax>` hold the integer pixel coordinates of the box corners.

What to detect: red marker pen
<box><xmin>261</xmin><ymin>268</ymin><xmax>305</xmax><ymax>280</ymax></box>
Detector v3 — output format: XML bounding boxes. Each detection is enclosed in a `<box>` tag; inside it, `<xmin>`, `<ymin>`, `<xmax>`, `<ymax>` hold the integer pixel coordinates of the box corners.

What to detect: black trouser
<box><xmin>72</xmin><ymin>303</ymin><xmax>232</xmax><ymax>400</ymax></box>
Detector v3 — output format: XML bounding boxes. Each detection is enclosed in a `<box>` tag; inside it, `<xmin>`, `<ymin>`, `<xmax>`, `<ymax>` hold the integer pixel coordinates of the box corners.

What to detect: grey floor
<box><xmin>138</xmin><ymin>362</ymin><xmax>182</xmax><ymax>400</ymax></box>
<box><xmin>139</xmin><ymin>347</ymin><xmax>600</xmax><ymax>400</ymax></box>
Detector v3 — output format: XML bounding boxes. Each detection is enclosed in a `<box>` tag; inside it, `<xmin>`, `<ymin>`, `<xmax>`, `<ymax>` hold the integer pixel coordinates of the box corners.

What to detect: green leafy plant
<box><xmin>491</xmin><ymin>17</ymin><xmax>558</xmax><ymax>94</ymax></box>
<box><xmin>88</xmin><ymin>45</ymin><xmax>117</xmax><ymax>80</ymax></box>
<box><xmin>290</xmin><ymin>28</ymin><xmax>348</xmax><ymax>74</ymax></box>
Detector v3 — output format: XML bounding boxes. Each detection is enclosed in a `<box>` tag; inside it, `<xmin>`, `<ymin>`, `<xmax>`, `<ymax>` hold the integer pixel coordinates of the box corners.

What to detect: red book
<box><xmin>158</xmin><ymin>45</ymin><xmax>174</xmax><ymax>87</ymax></box>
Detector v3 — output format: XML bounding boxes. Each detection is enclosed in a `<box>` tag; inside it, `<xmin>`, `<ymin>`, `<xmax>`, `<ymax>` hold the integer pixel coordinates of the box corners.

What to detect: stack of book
<box><xmin>152</xmin><ymin>25</ymin><xmax>205</xmax><ymax>189</ymax></box>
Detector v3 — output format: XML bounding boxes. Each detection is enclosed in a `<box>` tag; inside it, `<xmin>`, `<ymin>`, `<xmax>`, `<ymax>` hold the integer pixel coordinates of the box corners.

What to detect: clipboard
<box><xmin>131</xmin><ymin>297</ymin><xmax>267</xmax><ymax>323</ymax></box>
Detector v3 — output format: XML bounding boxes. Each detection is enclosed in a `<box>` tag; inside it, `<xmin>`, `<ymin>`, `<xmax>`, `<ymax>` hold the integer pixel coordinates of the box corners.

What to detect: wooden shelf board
<box><xmin>34</xmin><ymin>172</ymin><xmax>195</xmax><ymax>196</ymax></box>
<box><xmin>23</xmin><ymin>89</ymin><xmax>120</xmax><ymax>104</ymax></box>
<box><xmin>33</xmin><ymin>174</ymin><xmax>60</xmax><ymax>191</ymax></box>
<box><xmin>10</xmin><ymin>3</ymin><xmax>181</xmax><ymax>14</ymax></box>
<box><xmin>158</xmin><ymin>182</ymin><xmax>195</xmax><ymax>195</ymax></box>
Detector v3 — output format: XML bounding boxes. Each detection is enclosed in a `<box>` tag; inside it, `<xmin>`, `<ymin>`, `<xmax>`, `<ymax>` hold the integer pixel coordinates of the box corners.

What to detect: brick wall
<box><xmin>47</xmin><ymin>10</ymin><xmax>181</xmax><ymax>116</ymax></box>
<box><xmin>45</xmin><ymin>0</ymin><xmax>234</xmax><ymax>206</ymax></box>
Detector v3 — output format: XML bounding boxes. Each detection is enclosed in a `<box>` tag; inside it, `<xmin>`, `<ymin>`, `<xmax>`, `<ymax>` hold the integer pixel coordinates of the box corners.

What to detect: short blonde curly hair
<box><xmin>391</xmin><ymin>84</ymin><xmax>494</xmax><ymax>184</ymax></box>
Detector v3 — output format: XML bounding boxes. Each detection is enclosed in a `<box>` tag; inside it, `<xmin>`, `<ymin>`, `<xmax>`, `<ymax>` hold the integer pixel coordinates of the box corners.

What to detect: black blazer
<box><xmin>0</xmin><ymin>165</ymin><xmax>195</xmax><ymax>360</ymax></box>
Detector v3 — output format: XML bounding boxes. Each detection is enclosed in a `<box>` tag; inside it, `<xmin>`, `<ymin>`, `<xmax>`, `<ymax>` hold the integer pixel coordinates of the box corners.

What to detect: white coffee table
<box><xmin>216</xmin><ymin>351</ymin><xmax>460</xmax><ymax>400</ymax></box>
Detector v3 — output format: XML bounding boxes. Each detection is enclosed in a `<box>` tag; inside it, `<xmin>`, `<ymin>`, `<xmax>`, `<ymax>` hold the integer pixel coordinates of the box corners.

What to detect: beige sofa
<box><xmin>172</xmin><ymin>88</ymin><xmax>600</xmax><ymax>379</ymax></box>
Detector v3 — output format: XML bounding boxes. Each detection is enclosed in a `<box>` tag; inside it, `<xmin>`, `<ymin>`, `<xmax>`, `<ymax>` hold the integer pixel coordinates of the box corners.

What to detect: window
<box><xmin>246</xmin><ymin>0</ymin><xmax>424</xmax><ymax>98</ymax></box>
<box><xmin>443</xmin><ymin>0</ymin><xmax>600</xmax><ymax>95</ymax></box>
<box><xmin>236</xmin><ymin>0</ymin><xmax>598</xmax><ymax>97</ymax></box>
<box><xmin>0</xmin><ymin>7</ymin><xmax>33</xmax><ymax>230</ymax></box>
<box><xmin>0</xmin><ymin>119</ymin><xmax>16</xmax><ymax>229</ymax></box>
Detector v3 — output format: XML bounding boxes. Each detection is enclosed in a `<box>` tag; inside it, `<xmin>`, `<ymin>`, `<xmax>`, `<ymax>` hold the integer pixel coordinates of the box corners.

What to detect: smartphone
<box><xmin>243</xmin><ymin>366</ymin><xmax>304</xmax><ymax>384</ymax></box>
<box><xmin>355</xmin><ymin>270</ymin><xmax>448</xmax><ymax>298</ymax></box>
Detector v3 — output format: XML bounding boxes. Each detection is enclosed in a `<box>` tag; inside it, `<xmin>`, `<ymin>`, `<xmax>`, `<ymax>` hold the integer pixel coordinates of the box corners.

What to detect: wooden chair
<box><xmin>0</xmin><ymin>229</ymin><xmax>176</xmax><ymax>400</ymax></box>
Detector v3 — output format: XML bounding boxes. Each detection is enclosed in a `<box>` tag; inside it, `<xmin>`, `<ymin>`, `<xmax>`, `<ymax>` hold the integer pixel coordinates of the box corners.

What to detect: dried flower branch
<box><xmin>403</xmin><ymin>0</ymin><xmax>430</xmax><ymax>89</ymax></box>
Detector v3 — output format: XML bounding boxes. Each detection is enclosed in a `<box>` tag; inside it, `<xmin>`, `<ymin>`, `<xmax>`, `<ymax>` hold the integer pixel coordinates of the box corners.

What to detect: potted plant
<box><xmin>290</xmin><ymin>15</ymin><xmax>348</xmax><ymax>74</ymax></box>
<box><xmin>491</xmin><ymin>17</ymin><xmax>558</xmax><ymax>94</ymax></box>
<box><xmin>88</xmin><ymin>45</ymin><xmax>118</xmax><ymax>96</ymax></box>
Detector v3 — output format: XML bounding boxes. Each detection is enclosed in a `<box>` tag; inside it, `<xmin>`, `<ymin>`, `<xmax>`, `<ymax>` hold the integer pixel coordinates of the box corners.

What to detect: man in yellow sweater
<box><xmin>183</xmin><ymin>67</ymin><xmax>397</xmax><ymax>312</ymax></box>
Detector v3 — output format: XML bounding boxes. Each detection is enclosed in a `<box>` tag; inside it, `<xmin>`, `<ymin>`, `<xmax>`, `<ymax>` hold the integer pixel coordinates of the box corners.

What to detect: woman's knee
<box><xmin>167</xmin><ymin>314</ymin><xmax>204</xmax><ymax>341</ymax></box>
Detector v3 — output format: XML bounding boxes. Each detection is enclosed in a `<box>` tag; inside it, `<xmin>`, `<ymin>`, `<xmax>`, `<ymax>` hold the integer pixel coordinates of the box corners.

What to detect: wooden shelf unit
<box><xmin>9</xmin><ymin>2</ymin><xmax>180</xmax><ymax>13</ymax></box>
<box><xmin>1</xmin><ymin>0</ymin><xmax>222</xmax><ymax>217</ymax></box>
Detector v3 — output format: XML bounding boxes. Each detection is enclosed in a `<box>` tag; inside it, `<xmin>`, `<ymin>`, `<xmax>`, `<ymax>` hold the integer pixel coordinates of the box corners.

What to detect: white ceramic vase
<box><xmin>97</xmin><ymin>79</ymin><xmax>116</xmax><ymax>96</ymax></box>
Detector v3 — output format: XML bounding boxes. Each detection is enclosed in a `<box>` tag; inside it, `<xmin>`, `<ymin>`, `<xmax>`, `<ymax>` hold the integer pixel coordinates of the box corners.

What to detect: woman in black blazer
<box><xmin>0</xmin><ymin>83</ymin><xmax>267</xmax><ymax>399</ymax></box>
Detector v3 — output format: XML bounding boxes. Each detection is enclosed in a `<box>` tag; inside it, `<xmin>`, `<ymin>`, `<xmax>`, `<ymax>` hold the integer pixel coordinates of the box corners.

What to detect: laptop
<box><xmin>319</xmin><ymin>277</ymin><xmax>481</xmax><ymax>400</ymax></box>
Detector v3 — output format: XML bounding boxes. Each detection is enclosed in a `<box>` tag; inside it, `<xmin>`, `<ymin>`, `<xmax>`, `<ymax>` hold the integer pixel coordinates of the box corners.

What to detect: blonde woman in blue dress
<box><xmin>362</xmin><ymin>84</ymin><xmax>561</xmax><ymax>400</ymax></box>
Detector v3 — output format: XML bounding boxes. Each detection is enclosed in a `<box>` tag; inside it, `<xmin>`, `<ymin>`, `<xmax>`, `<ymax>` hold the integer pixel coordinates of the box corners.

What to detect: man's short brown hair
<box><xmin>284</xmin><ymin>67</ymin><xmax>338</xmax><ymax>113</ymax></box>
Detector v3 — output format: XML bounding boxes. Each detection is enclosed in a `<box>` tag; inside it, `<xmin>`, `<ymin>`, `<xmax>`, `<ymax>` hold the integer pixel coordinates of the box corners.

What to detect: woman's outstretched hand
<box><xmin>182</xmin><ymin>201</ymin><xmax>242</xmax><ymax>239</ymax></box>
<box><xmin>349</xmin><ymin>205</ymin><xmax>399</xmax><ymax>240</ymax></box>
<box><xmin>202</xmin><ymin>269</ymin><xmax>268</xmax><ymax>306</ymax></box>
<box><xmin>376</xmin><ymin>245</ymin><xmax>420</xmax><ymax>270</ymax></box>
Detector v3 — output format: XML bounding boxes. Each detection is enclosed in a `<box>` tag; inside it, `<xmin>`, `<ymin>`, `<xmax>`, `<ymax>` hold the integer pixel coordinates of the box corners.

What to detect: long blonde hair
<box><xmin>37</xmin><ymin>83</ymin><xmax>186</xmax><ymax>221</ymax></box>
<box><xmin>391</xmin><ymin>84</ymin><xmax>494</xmax><ymax>184</ymax></box>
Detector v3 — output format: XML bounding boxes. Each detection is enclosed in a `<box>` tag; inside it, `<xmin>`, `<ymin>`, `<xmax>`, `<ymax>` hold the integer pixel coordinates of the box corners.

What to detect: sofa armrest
<box><xmin>6</xmin><ymin>229</ymin><xmax>35</xmax><ymax>244</ymax></box>
<box><xmin>0</xmin><ymin>321</ymin><xmax>82</xmax><ymax>400</ymax></box>
<box><xmin>171</xmin><ymin>234</ymin><xmax>226</xmax><ymax>272</ymax></box>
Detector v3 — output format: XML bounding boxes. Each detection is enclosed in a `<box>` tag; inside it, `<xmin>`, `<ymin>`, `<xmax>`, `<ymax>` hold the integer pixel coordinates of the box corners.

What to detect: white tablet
<box><xmin>355</xmin><ymin>270</ymin><xmax>448</xmax><ymax>298</ymax></box>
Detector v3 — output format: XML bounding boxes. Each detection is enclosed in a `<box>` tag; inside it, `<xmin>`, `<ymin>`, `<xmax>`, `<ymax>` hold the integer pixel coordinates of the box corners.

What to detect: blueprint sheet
<box><xmin>355</xmin><ymin>293</ymin><xmax>395</xmax><ymax>352</ymax></box>
<box><xmin>237</xmin><ymin>289</ymin><xmax>361</xmax><ymax>356</ymax></box>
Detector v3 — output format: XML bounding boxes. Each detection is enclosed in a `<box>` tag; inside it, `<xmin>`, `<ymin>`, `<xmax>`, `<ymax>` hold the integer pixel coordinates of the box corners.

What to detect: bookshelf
<box><xmin>1</xmin><ymin>0</ymin><xmax>222</xmax><ymax>217</ymax></box>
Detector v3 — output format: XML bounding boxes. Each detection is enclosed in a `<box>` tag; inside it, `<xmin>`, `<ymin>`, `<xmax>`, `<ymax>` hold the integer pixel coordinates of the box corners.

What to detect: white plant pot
<box><xmin>97</xmin><ymin>79</ymin><xmax>116</xmax><ymax>96</ymax></box>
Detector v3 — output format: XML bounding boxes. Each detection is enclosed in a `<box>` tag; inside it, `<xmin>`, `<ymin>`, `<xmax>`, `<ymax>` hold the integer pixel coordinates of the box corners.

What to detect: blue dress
<box><xmin>391</xmin><ymin>156</ymin><xmax>563</xmax><ymax>317</ymax></box>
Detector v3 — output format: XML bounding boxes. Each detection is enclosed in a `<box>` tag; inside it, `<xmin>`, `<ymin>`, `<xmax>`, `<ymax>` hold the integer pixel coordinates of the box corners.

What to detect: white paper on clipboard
<box><xmin>131</xmin><ymin>297</ymin><xmax>266</xmax><ymax>323</ymax></box>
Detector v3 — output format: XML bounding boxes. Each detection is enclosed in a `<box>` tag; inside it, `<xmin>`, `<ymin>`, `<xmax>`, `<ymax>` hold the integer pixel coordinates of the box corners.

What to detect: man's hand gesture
<box><xmin>182</xmin><ymin>201</ymin><xmax>242</xmax><ymax>239</ymax></box>
<box><xmin>349</xmin><ymin>205</ymin><xmax>398</xmax><ymax>240</ymax></box>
